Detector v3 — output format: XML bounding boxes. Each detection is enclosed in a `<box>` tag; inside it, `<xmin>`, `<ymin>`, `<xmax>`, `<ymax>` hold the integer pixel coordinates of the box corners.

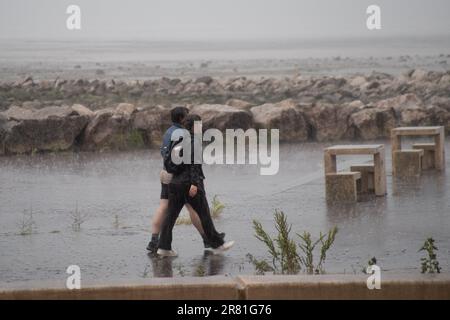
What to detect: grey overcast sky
<box><xmin>0</xmin><ymin>0</ymin><xmax>449</xmax><ymax>40</ymax></box>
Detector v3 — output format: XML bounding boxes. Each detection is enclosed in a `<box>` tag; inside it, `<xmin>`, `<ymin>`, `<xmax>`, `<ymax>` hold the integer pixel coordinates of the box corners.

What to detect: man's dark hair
<box><xmin>171</xmin><ymin>106</ymin><xmax>189</xmax><ymax>124</ymax></box>
<box><xmin>184</xmin><ymin>114</ymin><xmax>202</xmax><ymax>133</ymax></box>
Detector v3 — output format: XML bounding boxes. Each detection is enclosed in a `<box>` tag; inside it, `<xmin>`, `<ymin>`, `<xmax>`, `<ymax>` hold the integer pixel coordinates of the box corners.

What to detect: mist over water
<box><xmin>1</xmin><ymin>36</ymin><xmax>449</xmax><ymax>81</ymax></box>
<box><xmin>2</xmin><ymin>36</ymin><xmax>450</xmax><ymax>61</ymax></box>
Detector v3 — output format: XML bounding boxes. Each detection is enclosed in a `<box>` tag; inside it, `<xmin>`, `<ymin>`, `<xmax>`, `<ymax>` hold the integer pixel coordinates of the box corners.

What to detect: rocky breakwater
<box><xmin>0</xmin><ymin>103</ymin><xmax>173</xmax><ymax>155</ymax></box>
<box><xmin>1</xmin><ymin>69</ymin><xmax>450</xmax><ymax>112</ymax></box>
<box><xmin>0</xmin><ymin>69</ymin><xmax>449</xmax><ymax>155</ymax></box>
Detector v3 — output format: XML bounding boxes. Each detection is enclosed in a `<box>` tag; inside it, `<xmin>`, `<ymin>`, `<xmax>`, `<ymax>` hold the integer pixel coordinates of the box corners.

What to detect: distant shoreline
<box><xmin>0</xmin><ymin>55</ymin><xmax>449</xmax><ymax>82</ymax></box>
<box><xmin>1</xmin><ymin>36</ymin><xmax>450</xmax><ymax>81</ymax></box>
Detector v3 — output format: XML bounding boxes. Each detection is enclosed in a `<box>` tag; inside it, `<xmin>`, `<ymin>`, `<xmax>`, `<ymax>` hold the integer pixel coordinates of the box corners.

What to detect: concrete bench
<box><xmin>325</xmin><ymin>172</ymin><xmax>361</xmax><ymax>202</ymax></box>
<box><xmin>324</xmin><ymin>144</ymin><xmax>386</xmax><ymax>197</ymax></box>
<box><xmin>412</xmin><ymin>143</ymin><xmax>436</xmax><ymax>170</ymax></box>
<box><xmin>391</xmin><ymin>126</ymin><xmax>445</xmax><ymax>172</ymax></box>
<box><xmin>350</xmin><ymin>164</ymin><xmax>375</xmax><ymax>194</ymax></box>
<box><xmin>393</xmin><ymin>149</ymin><xmax>424</xmax><ymax>177</ymax></box>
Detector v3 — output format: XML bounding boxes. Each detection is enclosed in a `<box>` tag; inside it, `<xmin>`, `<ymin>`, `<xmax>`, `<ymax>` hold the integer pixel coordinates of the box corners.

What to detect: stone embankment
<box><xmin>1</xmin><ymin>69</ymin><xmax>449</xmax><ymax>155</ymax></box>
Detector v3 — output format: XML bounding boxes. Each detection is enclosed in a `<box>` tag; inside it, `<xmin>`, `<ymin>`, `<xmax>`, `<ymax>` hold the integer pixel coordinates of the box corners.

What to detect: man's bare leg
<box><xmin>186</xmin><ymin>203</ymin><xmax>225</xmax><ymax>248</ymax></box>
<box><xmin>185</xmin><ymin>203</ymin><xmax>205</xmax><ymax>235</ymax></box>
<box><xmin>151</xmin><ymin>199</ymin><xmax>168</xmax><ymax>235</ymax></box>
<box><xmin>147</xmin><ymin>199</ymin><xmax>169</xmax><ymax>252</ymax></box>
<box><xmin>148</xmin><ymin>200</ymin><xmax>207</xmax><ymax>251</ymax></box>
<box><xmin>151</xmin><ymin>201</ymin><xmax>205</xmax><ymax>235</ymax></box>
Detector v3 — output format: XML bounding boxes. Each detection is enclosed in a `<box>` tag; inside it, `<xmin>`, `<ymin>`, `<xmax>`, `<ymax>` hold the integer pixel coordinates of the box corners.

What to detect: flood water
<box><xmin>1</xmin><ymin>140</ymin><xmax>449</xmax><ymax>285</ymax></box>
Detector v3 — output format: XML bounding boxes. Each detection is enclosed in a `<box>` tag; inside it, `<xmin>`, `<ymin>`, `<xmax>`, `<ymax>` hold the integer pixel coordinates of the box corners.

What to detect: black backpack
<box><xmin>163</xmin><ymin>138</ymin><xmax>184</xmax><ymax>174</ymax></box>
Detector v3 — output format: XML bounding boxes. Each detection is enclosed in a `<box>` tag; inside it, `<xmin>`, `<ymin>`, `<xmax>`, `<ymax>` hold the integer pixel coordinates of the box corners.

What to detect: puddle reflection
<box><xmin>147</xmin><ymin>251</ymin><xmax>226</xmax><ymax>278</ymax></box>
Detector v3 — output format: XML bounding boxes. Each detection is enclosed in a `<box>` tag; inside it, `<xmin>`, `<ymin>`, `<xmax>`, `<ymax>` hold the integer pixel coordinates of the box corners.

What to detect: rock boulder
<box><xmin>226</xmin><ymin>99</ymin><xmax>254</xmax><ymax>111</ymax></box>
<box><xmin>349</xmin><ymin>104</ymin><xmax>397</xmax><ymax>140</ymax></box>
<box><xmin>0</xmin><ymin>105</ymin><xmax>89</xmax><ymax>154</ymax></box>
<box><xmin>303</xmin><ymin>101</ymin><xmax>360</xmax><ymax>141</ymax></box>
<box><xmin>71</xmin><ymin>104</ymin><xmax>94</xmax><ymax>117</ymax></box>
<box><xmin>190</xmin><ymin>104</ymin><xmax>254</xmax><ymax>131</ymax></box>
<box><xmin>378</xmin><ymin>93</ymin><xmax>428</xmax><ymax>126</ymax></box>
<box><xmin>131</xmin><ymin>105</ymin><xmax>172</xmax><ymax>146</ymax></box>
<box><xmin>81</xmin><ymin>108</ymin><xmax>139</xmax><ymax>151</ymax></box>
<box><xmin>0</xmin><ymin>114</ymin><xmax>6</xmax><ymax>155</ymax></box>
<box><xmin>250</xmin><ymin>99</ymin><xmax>308</xmax><ymax>142</ymax></box>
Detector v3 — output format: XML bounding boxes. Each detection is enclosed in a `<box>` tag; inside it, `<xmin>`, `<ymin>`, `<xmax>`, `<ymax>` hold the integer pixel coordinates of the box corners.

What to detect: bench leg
<box><xmin>391</xmin><ymin>133</ymin><xmax>401</xmax><ymax>176</ymax></box>
<box><xmin>355</xmin><ymin>172</ymin><xmax>374</xmax><ymax>194</ymax></box>
<box><xmin>374</xmin><ymin>148</ymin><xmax>387</xmax><ymax>196</ymax></box>
<box><xmin>324</xmin><ymin>153</ymin><xmax>336</xmax><ymax>175</ymax></box>
<box><xmin>434</xmin><ymin>129</ymin><xmax>445</xmax><ymax>171</ymax></box>
<box><xmin>423</xmin><ymin>150</ymin><xmax>435</xmax><ymax>170</ymax></box>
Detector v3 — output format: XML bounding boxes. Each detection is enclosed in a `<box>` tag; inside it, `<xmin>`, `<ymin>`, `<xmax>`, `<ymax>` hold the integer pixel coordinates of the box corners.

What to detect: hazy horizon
<box><xmin>1</xmin><ymin>34</ymin><xmax>450</xmax><ymax>43</ymax></box>
<box><xmin>1</xmin><ymin>0</ymin><xmax>450</xmax><ymax>41</ymax></box>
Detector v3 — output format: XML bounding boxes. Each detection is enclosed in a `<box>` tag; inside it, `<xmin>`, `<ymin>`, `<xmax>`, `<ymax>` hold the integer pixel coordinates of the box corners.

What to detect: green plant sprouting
<box><xmin>249</xmin><ymin>210</ymin><xmax>338</xmax><ymax>275</ymax></box>
<box><xmin>210</xmin><ymin>195</ymin><xmax>225</xmax><ymax>219</ymax></box>
<box><xmin>18</xmin><ymin>207</ymin><xmax>36</xmax><ymax>236</ymax></box>
<box><xmin>419</xmin><ymin>238</ymin><xmax>441</xmax><ymax>274</ymax></box>
<box><xmin>71</xmin><ymin>204</ymin><xmax>88</xmax><ymax>231</ymax></box>
<box><xmin>113</xmin><ymin>214</ymin><xmax>120</xmax><ymax>229</ymax></box>
<box><xmin>194</xmin><ymin>264</ymin><xmax>206</xmax><ymax>277</ymax></box>
<box><xmin>176</xmin><ymin>195</ymin><xmax>224</xmax><ymax>225</ymax></box>
<box><xmin>362</xmin><ymin>257</ymin><xmax>377</xmax><ymax>274</ymax></box>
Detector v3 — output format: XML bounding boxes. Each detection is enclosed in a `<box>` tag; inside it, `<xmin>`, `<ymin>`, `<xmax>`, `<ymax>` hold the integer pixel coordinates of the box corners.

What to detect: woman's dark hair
<box><xmin>170</xmin><ymin>106</ymin><xmax>189</xmax><ymax>124</ymax></box>
<box><xmin>184</xmin><ymin>114</ymin><xmax>202</xmax><ymax>133</ymax></box>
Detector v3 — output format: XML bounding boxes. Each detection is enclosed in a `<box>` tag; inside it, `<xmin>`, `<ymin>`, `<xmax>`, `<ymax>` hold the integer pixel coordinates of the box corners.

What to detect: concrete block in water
<box><xmin>393</xmin><ymin>149</ymin><xmax>424</xmax><ymax>177</ymax></box>
<box><xmin>325</xmin><ymin>172</ymin><xmax>361</xmax><ymax>203</ymax></box>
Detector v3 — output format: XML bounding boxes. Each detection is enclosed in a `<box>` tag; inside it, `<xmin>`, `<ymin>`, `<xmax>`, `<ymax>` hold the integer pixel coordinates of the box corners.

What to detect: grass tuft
<box><xmin>249</xmin><ymin>210</ymin><xmax>338</xmax><ymax>275</ymax></box>
<box><xmin>18</xmin><ymin>206</ymin><xmax>36</xmax><ymax>236</ymax></box>
<box><xmin>419</xmin><ymin>237</ymin><xmax>441</xmax><ymax>274</ymax></box>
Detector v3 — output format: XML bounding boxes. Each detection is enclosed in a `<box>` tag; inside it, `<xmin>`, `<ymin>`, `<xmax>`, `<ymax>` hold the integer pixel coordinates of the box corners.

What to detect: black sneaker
<box><xmin>203</xmin><ymin>232</ymin><xmax>226</xmax><ymax>249</ymax></box>
<box><xmin>146</xmin><ymin>240</ymin><xmax>158</xmax><ymax>253</ymax></box>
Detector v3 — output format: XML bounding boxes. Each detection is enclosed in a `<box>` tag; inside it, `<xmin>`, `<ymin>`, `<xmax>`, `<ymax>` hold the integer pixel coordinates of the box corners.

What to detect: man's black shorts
<box><xmin>160</xmin><ymin>183</ymin><xmax>169</xmax><ymax>199</ymax></box>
